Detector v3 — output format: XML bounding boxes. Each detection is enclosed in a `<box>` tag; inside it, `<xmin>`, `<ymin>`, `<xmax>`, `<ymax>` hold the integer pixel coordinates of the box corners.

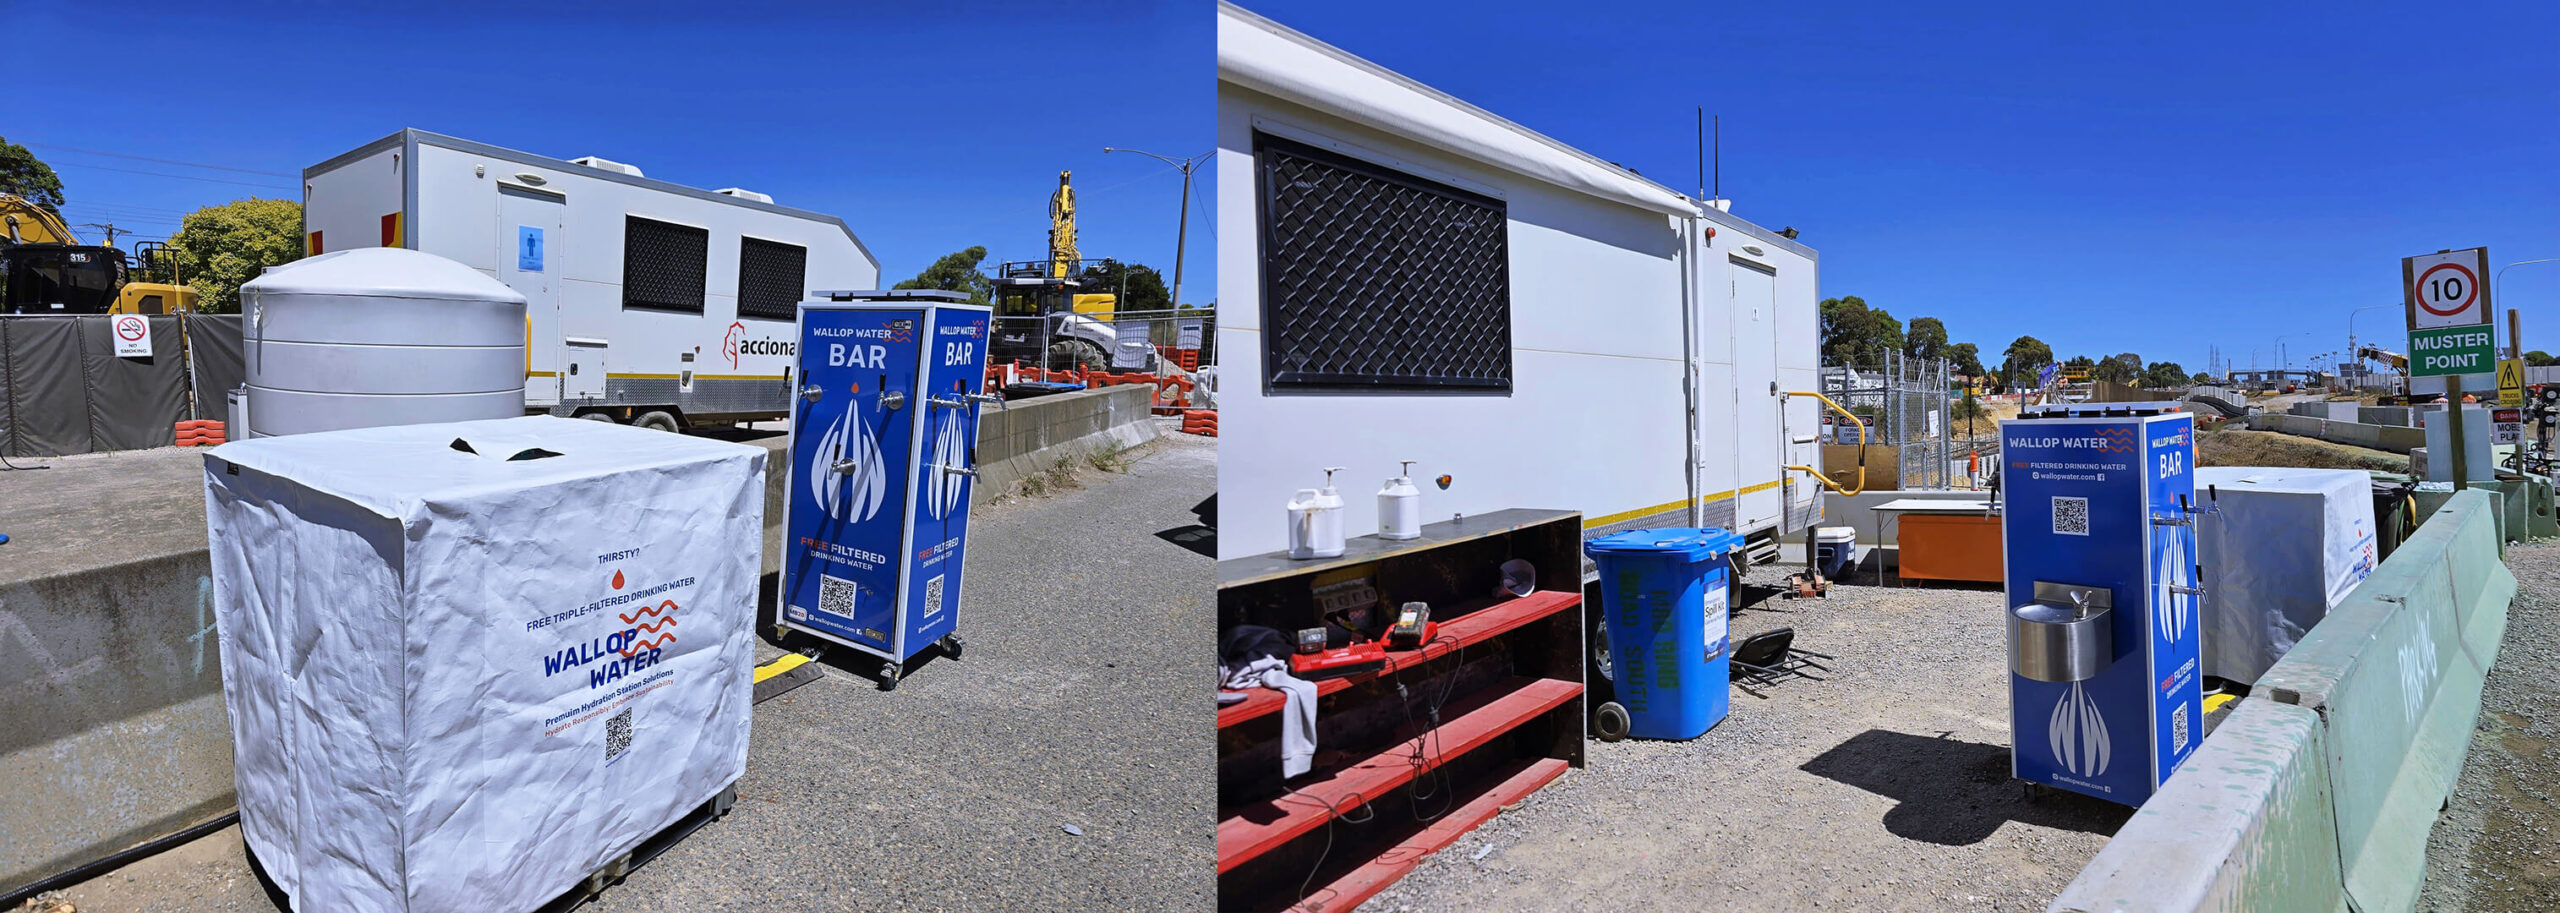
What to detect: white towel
<box><xmin>1224</xmin><ymin>656</ymin><xmax>1319</xmax><ymax>778</ymax></box>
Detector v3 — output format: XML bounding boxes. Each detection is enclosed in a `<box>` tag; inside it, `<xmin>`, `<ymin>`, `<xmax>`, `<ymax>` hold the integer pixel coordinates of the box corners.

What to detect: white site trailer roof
<box><xmin>1216</xmin><ymin>2</ymin><xmax>1824</xmax><ymax>564</ymax></box>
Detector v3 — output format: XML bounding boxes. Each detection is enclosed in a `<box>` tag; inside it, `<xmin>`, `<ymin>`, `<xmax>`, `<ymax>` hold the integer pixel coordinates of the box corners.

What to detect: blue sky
<box><xmin>1247</xmin><ymin>0</ymin><xmax>2559</xmax><ymax>376</ymax></box>
<box><xmin>6</xmin><ymin>1</ymin><xmax>1212</xmax><ymax>303</ymax></box>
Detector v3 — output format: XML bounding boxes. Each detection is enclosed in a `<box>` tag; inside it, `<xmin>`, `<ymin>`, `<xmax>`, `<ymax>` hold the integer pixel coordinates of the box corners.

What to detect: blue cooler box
<box><xmin>1585</xmin><ymin>527</ymin><xmax>1744</xmax><ymax>739</ymax></box>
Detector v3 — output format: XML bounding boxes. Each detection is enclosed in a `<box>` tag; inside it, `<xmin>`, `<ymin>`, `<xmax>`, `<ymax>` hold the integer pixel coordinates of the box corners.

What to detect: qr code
<box><xmin>923</xmin><ymin>574</ymin><xmax>946</xmax><ymax>618</ymax></box>
<box><xmin>2052</xmin><ymin>496</ymin><xmax>2090</xmax><ymax>536</ymax></box>
<box><xmin>605</xmin><ymin>708</ymin><xmax>632</xmax><ymax>762</ymax></box>
<box><xmin>818</xmin><ymin>574</ymin><xmax>858</xmax><ymax>618</ymax></box>
<box><xmin>2172</xmin><ymin>702</ymin><xmax>2191</xmax><ymax>752</ymax></box>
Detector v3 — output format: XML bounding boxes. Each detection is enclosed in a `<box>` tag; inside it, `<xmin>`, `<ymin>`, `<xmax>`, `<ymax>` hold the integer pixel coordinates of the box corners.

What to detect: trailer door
<box><xmin>1732</xmin><ymin>256</ymin><xmax>1782</xmax><ymax>532</ymax></box>
<box><xmin>498</xmin><ymin>184</ymin><xmax>567</xmax><ymax>405</ymax></box>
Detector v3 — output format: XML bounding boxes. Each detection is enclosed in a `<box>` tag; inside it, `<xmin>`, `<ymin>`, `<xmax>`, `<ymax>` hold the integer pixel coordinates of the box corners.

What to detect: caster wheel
<box><xmin>1594</xmin><ymin>701</ymin><xmax>1631</xmax><ymax>742</ymax></box>
<box><xmin>940</xmin><ymin>633</ymin><xmax>965</xmax><ymax>659</ymax></box>
<box><xmin>879</xmin><ymin>660</ymin><xmax>901</xmax><ymax>691</ymax></box>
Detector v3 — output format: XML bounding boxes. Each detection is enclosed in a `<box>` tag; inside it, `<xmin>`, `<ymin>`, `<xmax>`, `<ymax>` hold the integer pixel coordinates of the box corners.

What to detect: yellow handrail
<box><xmin>1784</xmin><ymin>390</ymin><xmax>1868</xmax><ymax>496</ymax></box>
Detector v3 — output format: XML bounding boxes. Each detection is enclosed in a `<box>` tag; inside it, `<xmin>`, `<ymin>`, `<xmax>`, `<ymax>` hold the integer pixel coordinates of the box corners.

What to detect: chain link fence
<box><xmin>1821</xmin><ymin>352</ymin><xmax>1988</xmax><ymax>490</ymax></box>
<box><xmin>988</xmin><ymin>308</ymin><xmax>1218</xmax><ymax>408</ymax></box>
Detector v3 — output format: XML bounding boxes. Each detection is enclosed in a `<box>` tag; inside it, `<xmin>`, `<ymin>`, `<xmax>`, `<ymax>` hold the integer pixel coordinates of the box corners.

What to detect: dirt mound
<box><xmin>2197</xmin><ymin>428</ymin><xmax>2407</xmax><ymax>473</ymax></box>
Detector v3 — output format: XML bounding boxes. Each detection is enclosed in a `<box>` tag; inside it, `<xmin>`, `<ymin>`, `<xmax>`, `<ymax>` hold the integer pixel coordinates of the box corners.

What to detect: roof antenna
<box><xmin>1695</xmin><ymin>107</ymin><xmax>1706</xmax><ymax>201</ymax></box>
<box><xmin>1713</xmin><ymin>115</ymin><xmax>1722</xmax><ymax>208</ymax></box>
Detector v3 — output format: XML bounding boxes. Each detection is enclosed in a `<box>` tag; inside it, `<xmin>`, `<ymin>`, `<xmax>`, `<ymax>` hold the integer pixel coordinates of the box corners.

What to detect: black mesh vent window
<box><xmin>623</xmin><ymin>216</ymin><xmax>708</xmax><ymax>313</ymax></box>
<box><xmin>736</xmin><ymin>236</ymin><xmax>807</xmax><ymax>321</ymax></box>
<box><xmin>1257</xmin><ymin>133</ymin><xmax>1511</xmax><ymax>393</ymax></box>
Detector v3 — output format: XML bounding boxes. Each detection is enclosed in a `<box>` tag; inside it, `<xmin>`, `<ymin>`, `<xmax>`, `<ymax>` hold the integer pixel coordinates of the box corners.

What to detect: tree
<box><xmin>1904</xmin><ymin>316</ymin><xmax>1948</xmax><ymax>360</ymax></box>
<box><xmin>2141</xmin><ymin>361</ymin><xmax>2189</xmax><ymax>388</ymax></box>
<box><xmin>1076</xmin><ymin>258</ymin><xmax>1171</xmax><ymax>313</ymax></box>
<box><xmin>2093</xmin><ymin>351</ymin><xmax>2142</xmax><ymax>385</ymax></box>
<box><xmin>2063</xmin><ymin>354</ymin><xmax>2097</xmax><ymax>369</ymax></box>
<box><xmin>1947</xmin><ymin>342</ymin><xmax>1986</xmax><ymax>378</ymax></box>
<box><xmin>0</xmin><ymin>136</ymin><xmax>65</xmax><ymax>213</ymax></box>
<box><xmin>2002</xmin><ymin>335</ymin><xmax>2053</xmax><ymax>384</ymax></box>
<box><xmin>1819</xmin><ymin>295</ymin><xmax>1904</xmax><ymax>363</ymax></box>
<box><xmin>2192</xmin><ymin>372</ymin><xmax>2218</xmax><ymax>386</ymax></box>
<box><xmin>892</xmin><ymin>246</ymin><xmax>993</xmax><ymax>305</ymax></box>
<box><xmin>2528</xmin><ymin>350</ymin><xmax>2557</xmax><ymax>367</ymax></box>
<box><xmin>169</xmin><ymin>198</ymin><xmax>302</xmax><ymax>313</ymax></box>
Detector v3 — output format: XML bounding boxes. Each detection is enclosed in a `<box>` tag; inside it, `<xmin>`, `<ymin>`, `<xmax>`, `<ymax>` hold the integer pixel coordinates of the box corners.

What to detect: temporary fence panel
<box><xmin>186</xmin><ymin>314</ymin><xmax>246</xmax><ymax>420</ymax></box>
<box><xmin>0</xmin><ymin>315</ymin><xmax>212</xmax><ymax>457</ymax></box>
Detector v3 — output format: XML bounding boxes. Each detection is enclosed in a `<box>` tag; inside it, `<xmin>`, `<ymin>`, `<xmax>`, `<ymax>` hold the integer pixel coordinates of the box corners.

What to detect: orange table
<box><xmin>1870</xmin><ymin>499</ymin><xmax>2001</xmax><ymax>584</ymax></box>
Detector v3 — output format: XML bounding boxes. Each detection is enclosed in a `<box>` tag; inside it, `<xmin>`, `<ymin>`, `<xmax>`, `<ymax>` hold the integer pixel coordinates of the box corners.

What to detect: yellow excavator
<box><xmin>990</xmin><ymin>172</ymin><xmax>1121</xmax><ymax>368</ymax></box>
<box><xmin>1</xmin><ymin>192</ymin><xmax>197</xmax><ymax>315</ymax></box>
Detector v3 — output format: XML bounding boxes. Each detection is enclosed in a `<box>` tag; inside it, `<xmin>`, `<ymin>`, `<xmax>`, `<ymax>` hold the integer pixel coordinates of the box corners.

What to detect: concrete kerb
<box><xmin>2048</xmin><ymin>489</ymin><xmax>2513</xmax><ymax>913</ymax></box>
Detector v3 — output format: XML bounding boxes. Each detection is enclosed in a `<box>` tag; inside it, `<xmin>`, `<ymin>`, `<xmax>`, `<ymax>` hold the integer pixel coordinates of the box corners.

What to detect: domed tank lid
<box><xmin>243</xmin><ymin>248</ymin><xmax>527</xmax><ymax>304</ymax></box>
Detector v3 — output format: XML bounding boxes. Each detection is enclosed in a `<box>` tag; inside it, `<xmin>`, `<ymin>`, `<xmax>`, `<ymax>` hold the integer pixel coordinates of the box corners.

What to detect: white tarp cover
<box><xmin>1218</xmin><ymin>2</ymin><xmax>1700</xmax><ymax>218</ymax></box>
<box><xmin>2193</xmin><ymin>467</ymin><xmax>2380</xmax><ymax>684</ymax></box>
<box><xmin>203</xmin><ymin>416</ymin><xmax>764</xmax><ymax>912</ymax></box>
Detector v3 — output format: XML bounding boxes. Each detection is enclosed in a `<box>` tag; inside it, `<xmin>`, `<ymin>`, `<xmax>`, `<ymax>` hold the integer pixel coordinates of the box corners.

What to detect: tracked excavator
<box><xmin>988</xmin><ymin>171</ymin><xmax>1122</xmax><ymax>370</ymax></box>
<box><xmin>1</xmin><ymin>193</ymin><xmax>197</xmax><ymax>315</ymax></box>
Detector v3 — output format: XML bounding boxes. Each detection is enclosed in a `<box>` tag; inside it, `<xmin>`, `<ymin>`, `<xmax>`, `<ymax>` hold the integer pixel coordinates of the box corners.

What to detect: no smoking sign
<box><xmin>111</xmin><ymin>314</ymin><xmax>153</xmax><ymax>358</ymax></box>
<box><xmin>2405</xmin><ymin>247</ymin><xmax>2493</xmax><ymax>330</ymax></box>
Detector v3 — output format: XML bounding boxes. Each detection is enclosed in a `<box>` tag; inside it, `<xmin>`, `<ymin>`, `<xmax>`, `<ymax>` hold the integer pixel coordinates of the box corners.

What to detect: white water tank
<box><xmin>240</xmin><ymin>248</ymin><xmax>526</xmax><ymax>438</ymax></box>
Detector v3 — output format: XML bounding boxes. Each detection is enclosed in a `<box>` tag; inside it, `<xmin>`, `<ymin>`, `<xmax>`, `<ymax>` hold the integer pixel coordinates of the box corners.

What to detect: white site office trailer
<box><xmin>1215</xmin><ymin>3</ymin><xmax>1822</xmax><ymax>566</ymax></box>
<box><xmin>302</xmin><ymin>130</ymin><xmax>880</xmax><ymax>427</ymax></box>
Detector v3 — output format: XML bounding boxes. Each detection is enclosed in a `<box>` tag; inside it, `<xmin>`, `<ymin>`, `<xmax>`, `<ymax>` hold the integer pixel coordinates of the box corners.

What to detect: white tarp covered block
<box><xmin>203</xmin><ymin>415</ymin><xmax>764</xmax><ymax>912</ymax></box>
<box><xmin>2193</xmin><ymin>466</ymin><xmax>2380</xmax><ymax>684</ymax></box>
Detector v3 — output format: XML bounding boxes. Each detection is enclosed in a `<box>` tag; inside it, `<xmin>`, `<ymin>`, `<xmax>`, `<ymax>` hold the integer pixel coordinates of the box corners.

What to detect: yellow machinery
<box><xmin>1</xmin><ymin>192</ymin><xmax>198</xmax><ymax>315</ymax></box>
<box><xmin>1048</xmin><ymin>171</ymin><xmax>1115</xmax><ymax>318</ymax></box>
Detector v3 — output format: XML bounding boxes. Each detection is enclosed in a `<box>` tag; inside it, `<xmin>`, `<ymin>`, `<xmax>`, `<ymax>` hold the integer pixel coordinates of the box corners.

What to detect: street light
<box><xmin>2275</xmin><ymin>332</ymin><xmax>2314</xmax><ymax>374</ymax></box>
<box><xmin>2497</xmin><ymin>258</ymin><xmax>2559</xmax><ymax>308</ymax></box>
<box><xmin>1101</xmin><ymin>147</ymin><xmax>1211</xmax><ymax>314</ymax></box>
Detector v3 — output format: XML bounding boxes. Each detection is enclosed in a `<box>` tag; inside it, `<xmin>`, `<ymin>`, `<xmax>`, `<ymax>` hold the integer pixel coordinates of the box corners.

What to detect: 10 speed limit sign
<box><xmin>2406</xmin><ymin>247</ymin><xmax>2493</xmax><ymax>330</ymax></box>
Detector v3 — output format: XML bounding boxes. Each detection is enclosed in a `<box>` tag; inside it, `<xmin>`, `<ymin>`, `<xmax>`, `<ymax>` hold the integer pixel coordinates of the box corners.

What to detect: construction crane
<box><xmin>2356</xmin><ymin>344</ymin><xmax>2407</xmax><ymax>371</ymax></box>
<box><xmin>1</xmin><ymin>192</ymin><xmax>197</xmax><ymax>315</ymax></box>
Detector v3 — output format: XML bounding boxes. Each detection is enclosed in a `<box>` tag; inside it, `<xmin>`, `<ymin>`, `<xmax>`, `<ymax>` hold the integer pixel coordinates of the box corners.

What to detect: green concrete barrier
<box><xmin>2046</xmin><ymin>699</ymin><xmax>2346</xmax><ymax>913</ymax></box>
<box><xmin>2049</xmin><ymin>489</ymin><xmax>2513</xmax><ymax>913</ymax></box>
<box><xmin>2258</xmin><ymin>489</ymin><xmax>2511</xmax><ymax>913</ymax></box>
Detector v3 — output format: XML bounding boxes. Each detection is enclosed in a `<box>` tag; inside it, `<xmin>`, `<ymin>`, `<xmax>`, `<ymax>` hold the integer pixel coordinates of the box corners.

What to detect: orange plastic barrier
<box><xmin>176</xmin><ymin>419</ymin><xmax>228</xmax><ymax>447</ymax></box>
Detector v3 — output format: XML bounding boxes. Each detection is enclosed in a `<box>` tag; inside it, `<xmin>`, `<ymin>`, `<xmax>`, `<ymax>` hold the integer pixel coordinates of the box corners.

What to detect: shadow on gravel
<box><xmin>1155</xmin><ymin>523</ymin><xmax>1216</xmax><ymax>558</ymax></box>
<box><xmin>1799</xmin><ymin>729</ymin><xmax>2133</xmax><ymax>846</ymax></box>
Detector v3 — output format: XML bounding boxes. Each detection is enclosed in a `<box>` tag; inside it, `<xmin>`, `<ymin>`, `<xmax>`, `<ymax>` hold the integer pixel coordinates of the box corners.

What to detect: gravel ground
<box><xmin>1366</xmin><ymin>575</ymin><xmax>2134</xmax><ymax>913</ymax></box>
<box><xmin>40</xmin><ymin>421</ymin><xmax>1215</xmax><ymax>912</ymax></box>
<box><xmin>2420</xmin><ymin>538</ymin><xmax>2560</xmax><ymax>912</ymax></box>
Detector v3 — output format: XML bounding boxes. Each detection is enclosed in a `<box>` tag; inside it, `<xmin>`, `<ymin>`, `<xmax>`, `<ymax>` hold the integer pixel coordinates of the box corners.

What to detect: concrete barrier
<box><xmin>0</xmin><ymin>392</ymin><xmax>1156</xmax><ymax>897</ymax></box>
<box><xmin>2248</xmin><ymin>413</ymin><xmax>2426</xmax><ymax>454</ymax></box>
<box><xmin>2046</xmin><ymin>489</ymin><xmax>2514</xmax><ymax>913</ymax></box>
<box><xmin>971</xmin><ymin>384</ymin><xmax>1160</xmax><ymax>500</ymax></box>
<box><xmin>2047</xmin><ymin>699</ymin><xmax>2346</xmax><ymax>913</ymax></box>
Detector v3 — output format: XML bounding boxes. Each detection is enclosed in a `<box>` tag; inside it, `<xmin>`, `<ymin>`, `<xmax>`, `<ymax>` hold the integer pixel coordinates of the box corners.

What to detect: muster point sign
<box><xmin>2410</xmin><ymin>325</ymin><xmax>2495</xmax><ymax>377</ymax></box>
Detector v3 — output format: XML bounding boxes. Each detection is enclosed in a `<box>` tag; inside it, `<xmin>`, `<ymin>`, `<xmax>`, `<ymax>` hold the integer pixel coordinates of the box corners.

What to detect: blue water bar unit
<box><xmin>778</xmin><ymin>290</ymin><xmax>995</xmax><ymax>689</ymax></box>
<box><xmin>2000</xmin><ymin>403</ymin><xmax>2204</xmax><ymax>805</ymax></box>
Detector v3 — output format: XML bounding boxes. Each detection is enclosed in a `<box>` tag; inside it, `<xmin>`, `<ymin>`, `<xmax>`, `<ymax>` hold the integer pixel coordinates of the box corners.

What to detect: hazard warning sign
<box><xmin>2498</xmin><ymin>358</ymin><xmax>2526</xmax><ymax>408</ymax></box>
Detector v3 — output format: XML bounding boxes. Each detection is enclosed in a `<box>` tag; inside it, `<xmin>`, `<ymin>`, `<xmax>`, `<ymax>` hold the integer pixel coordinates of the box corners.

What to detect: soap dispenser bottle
<box><xmin>1377</xmin><ymin>460</ymin><xmax>1421</xmax><ymax>540</ymax></box>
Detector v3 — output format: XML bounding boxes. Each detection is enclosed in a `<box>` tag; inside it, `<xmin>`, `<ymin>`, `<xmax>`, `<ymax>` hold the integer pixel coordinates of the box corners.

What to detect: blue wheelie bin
<box><xmin>1584</xmin><ymin>527</ymin><xmax>1744</xmax><ymax>740</ymax></box>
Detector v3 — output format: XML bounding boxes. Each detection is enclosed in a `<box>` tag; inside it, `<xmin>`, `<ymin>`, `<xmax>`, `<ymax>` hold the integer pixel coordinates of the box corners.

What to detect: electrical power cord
<box><xmin>1290</xmin><ymin>785</ymin><xmax>1374</xmax><ymax>908</ymax></box>
<box><xmin>1387</xmin><ymin>633</ymin><xmax>1464</xmax><ymax>824</ymax></box>
<box><xmin>1289</xmin><ymin>630</ymin><xmax>1466</xmax><ymax>908</ymax></box>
